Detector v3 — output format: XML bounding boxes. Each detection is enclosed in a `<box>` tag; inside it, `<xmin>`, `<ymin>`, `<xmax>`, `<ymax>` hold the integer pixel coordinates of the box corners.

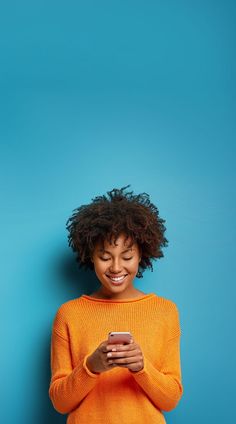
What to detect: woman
<box><xmin>49</xmin><ymin>186</ymin><xmax>183</xmax><ymax>423</ymax></box>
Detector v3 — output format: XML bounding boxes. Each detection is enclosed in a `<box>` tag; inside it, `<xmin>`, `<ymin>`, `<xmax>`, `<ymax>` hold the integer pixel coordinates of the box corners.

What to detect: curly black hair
<box><xmin>66</xmin><ymin>185</ymin><xmax>168</xmax><ymax>277</ymax></box>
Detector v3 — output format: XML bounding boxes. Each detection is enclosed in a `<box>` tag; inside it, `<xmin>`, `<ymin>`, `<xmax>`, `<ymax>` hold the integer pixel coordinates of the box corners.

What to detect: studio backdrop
<box><xmin>0</xmin><ymin>1</ymin><xmax>235</xmax><ymax>423</ymax></box>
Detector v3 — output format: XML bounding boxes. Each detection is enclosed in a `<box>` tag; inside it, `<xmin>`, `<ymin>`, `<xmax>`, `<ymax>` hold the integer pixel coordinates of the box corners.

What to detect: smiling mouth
<box><xmin>106</xmin><ymin>274</ymin><xmax>128</xmax><ymax>284</ymax></box>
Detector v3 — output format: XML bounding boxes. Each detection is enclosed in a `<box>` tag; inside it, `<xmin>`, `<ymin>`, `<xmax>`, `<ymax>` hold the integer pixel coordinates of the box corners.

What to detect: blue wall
<box><xmin>1</xmin><ymin>1</ymin><xmax>235</xmax><ymax>423</ymax></box>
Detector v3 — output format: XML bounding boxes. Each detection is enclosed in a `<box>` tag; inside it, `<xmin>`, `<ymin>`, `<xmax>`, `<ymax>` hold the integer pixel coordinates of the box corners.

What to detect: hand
<box><xmin>86</xmin><ymin>340</ymin><xmax>121</xmax><ymax>374</ymax></box>
<box><xmin>106</xmin><ymin>338</ymin><xmax>144</xmax><ymax>373</ymax></box>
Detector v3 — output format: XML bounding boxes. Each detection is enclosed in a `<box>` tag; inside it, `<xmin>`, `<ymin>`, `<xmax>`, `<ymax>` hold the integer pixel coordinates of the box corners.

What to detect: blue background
<box><xmin>1</xmin><ymin>1</ymin><xmax>235</xmax><ymax>423</ymax></box>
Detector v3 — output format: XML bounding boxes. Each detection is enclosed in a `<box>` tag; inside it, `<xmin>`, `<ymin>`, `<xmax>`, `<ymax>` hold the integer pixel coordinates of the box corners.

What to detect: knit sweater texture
<box><xmin>49</xmin><ymin>293</ymin><xmax>183</xmax><ymax>423</ymax></box>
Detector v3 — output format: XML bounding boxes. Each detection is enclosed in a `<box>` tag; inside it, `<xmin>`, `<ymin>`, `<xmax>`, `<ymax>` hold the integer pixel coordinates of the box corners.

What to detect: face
<box><xmin>91</xmin><ymin>233</ymin><xmax>141</xmax><ymax>299</ymax></box>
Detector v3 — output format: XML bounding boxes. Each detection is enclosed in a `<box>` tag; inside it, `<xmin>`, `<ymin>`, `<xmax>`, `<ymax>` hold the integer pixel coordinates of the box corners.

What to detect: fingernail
<box><xmin>107</xmin><ymin>352</ymin><xmax>112</xmax><ymax>358</ymax></box>
<box><xmin>112</xmin><ymin>348</ymin><xmax>116</xmax><ymax>352</ymax></box>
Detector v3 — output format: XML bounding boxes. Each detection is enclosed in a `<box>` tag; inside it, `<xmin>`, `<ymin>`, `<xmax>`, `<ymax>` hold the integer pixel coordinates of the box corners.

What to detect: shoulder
<box><xmin>51</xmin><ymin>297</ymin><xmax>85</xmax><ymax>329</ymax></box>
<box><xmin>56</xmin><ymin>296</ymin><xmax>82</xmax><ymax>311</ymax></box>
<box><xmin>151</xmin><ymin>293</ymin><xmax>179</xmax><ymax>312</ymax></box>
<box><xmin>151</xmin><ymin>294</ymin><xmax>181</xmax><ymax>338</ymax></box>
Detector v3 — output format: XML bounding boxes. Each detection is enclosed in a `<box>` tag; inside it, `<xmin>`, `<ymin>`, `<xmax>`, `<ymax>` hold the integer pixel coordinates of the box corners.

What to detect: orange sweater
<box><xmin>49</xmin><ymin>293</ymin><xmax>183</xmax><ymax>423</ymax></box>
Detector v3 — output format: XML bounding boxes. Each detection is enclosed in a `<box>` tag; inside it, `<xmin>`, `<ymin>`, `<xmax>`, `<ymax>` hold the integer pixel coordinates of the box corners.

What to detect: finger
<box><xmin>106</xmin><ymin>343</ymin><xmax>130</xmax><ymax>352</ymax></box>
<box><xmin>108</xmin><ymin>356</ymin><xmax>143</xmax><ymax>365</ymax></box>
<box><xmin>107</xmin><ymin>362</ymin><xmax>118</xmax><ymax>368</ymax></box>
<box><xmin>107</xmin><ymin>349</ymin><xmax>140</xmax><ymax>359</ymax></box>
<box><xmin>99</xmin><ymin>341</ymin><xmax>111</xmax><ymax>353</ymax></box>
<box><xmin>126</xmin><ymin>362</ymin><xmax>144</xmax><ymax>372</ymax></box>
<box><xmin>112</xmin><ymin>359</ymin><xmax>144</xmax><ymax>372</ymax></box>
<box><xmin>107</xmin><ymin>343</ymin><xmax>138</xmax><ymax>353</ymax></box>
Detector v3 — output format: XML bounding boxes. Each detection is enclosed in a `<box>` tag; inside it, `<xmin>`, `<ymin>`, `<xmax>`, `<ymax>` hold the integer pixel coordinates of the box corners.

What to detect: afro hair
<box><xmin>66</xmin><ymin>185</ymin><xmax>168</xmax><ymax>277</ymax></box>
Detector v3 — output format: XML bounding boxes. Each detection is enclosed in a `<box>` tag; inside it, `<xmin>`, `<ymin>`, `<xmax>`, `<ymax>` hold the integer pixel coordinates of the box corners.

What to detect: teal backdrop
<box><xmin>1</xmin><ymin>1</ymin><xmax>235</xmax><ymax>423</ymax></box>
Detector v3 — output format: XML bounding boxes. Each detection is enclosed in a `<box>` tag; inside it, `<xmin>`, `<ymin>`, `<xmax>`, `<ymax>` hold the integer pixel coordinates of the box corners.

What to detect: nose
<box><xmin>109</xmin><ymin>258</ymin><xmax>122</xmax><ymax>274</ymax></box>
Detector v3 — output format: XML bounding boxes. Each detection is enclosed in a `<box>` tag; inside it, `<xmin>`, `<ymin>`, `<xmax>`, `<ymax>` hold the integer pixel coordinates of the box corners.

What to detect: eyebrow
<box><xmin>98</xmin><ymin>248</ymin><xmax>133</xmax><ymax>254</ymax></box>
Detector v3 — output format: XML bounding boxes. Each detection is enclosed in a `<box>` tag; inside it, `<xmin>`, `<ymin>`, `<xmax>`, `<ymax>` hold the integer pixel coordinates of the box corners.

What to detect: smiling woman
<box><xmin>91</xmin><ymin>234</ymin><xmax>142</xmax><ymax>298</ymax></box>
<box><xmin>49</xmin><ymin>186</ymin><xmax>183</xmax><ymax>424</ymax></box>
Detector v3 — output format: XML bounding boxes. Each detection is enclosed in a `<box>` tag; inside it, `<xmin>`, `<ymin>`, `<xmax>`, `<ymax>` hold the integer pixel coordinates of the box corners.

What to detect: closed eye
<box><xmin>99</xmin><ymin>257</ymin><xmax>133</xmax><ymax>261</ymax></box>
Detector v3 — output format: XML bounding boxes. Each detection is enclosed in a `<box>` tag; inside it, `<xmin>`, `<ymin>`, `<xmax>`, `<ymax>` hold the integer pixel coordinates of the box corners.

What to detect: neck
<box><xmin>90</xmin><ymin>288</ymin><xmax>146</xmax><ymax>300</ymax></box>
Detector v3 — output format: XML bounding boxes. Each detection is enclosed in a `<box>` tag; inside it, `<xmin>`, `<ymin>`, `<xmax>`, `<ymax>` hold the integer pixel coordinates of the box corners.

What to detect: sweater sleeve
<box><xmin>49</xmin><ymin>312</ymin><xmax>99</xmax><ymax>414</ymax></box>
<box><xmin>130</xmin><ymin>304</ymin><xmax>183</xmax><ymax>412</ymax></box>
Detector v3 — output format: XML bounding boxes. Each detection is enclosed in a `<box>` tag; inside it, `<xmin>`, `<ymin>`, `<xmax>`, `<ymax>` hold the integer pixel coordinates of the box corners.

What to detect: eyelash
<box><xmin>100</xmin><ymin>257</ymin><xmax>133</xmax><ymax>261</ymax></box>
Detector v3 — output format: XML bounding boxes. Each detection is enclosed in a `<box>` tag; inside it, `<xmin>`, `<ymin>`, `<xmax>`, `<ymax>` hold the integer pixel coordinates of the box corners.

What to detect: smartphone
<box><xmin>108</xmin><ymin>331</ymin><xmax>132</xmax><ymax>344</ymax></box>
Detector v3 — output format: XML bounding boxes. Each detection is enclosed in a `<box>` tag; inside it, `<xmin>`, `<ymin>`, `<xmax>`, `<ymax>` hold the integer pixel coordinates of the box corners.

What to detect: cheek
<box><xmin>128</xmin><ymin>259</ymin><xmax>140</xmax><ymax>272</ymax></box>
<box><xmin>93</xmin><ymin>261</ymin><xmax>107</xmax><ymax>275</ymax></box>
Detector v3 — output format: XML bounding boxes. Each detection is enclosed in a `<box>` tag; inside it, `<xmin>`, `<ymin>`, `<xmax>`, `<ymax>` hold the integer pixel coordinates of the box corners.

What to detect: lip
<box><xmin>106</xmin><ymin>274</ymin><xmax>128</xmax><ymax>285</ymax></box>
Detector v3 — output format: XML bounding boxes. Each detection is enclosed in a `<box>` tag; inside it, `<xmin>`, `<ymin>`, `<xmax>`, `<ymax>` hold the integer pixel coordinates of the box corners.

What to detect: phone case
<box><xmin>108</xmin><ymin>332</ymin><xmax>132</xmax><ymax>344</ymax></box>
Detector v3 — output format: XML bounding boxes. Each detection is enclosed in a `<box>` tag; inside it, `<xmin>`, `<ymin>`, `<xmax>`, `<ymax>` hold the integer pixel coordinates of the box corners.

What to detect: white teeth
<box><xmin>108</xmin><ymin>275</ymin><xmax>126</xmax><ymax>282</ymax></box>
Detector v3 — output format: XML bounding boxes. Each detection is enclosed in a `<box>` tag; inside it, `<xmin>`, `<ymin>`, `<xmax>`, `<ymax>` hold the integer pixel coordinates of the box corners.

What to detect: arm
<box><xmin>130</xmin><ymin>334</ymin><xmax>183</xmax><ymax>412</ymax></box>
<box><xmin>105</xmin><ymin>302</ymin><xmax>183</xmax><ymax>411</ymax></box>
<box><xmin>49</xmin><ymin>330</ymin><xmax>99</xmax><ymax>414</ymax></box>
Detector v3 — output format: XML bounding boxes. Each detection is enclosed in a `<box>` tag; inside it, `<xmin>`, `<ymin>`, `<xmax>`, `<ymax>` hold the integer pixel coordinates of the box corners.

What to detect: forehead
<box><xmin>96</xmin><ymin>234</ymin><xmax>136</xmax><ymax>251</ymax></box>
